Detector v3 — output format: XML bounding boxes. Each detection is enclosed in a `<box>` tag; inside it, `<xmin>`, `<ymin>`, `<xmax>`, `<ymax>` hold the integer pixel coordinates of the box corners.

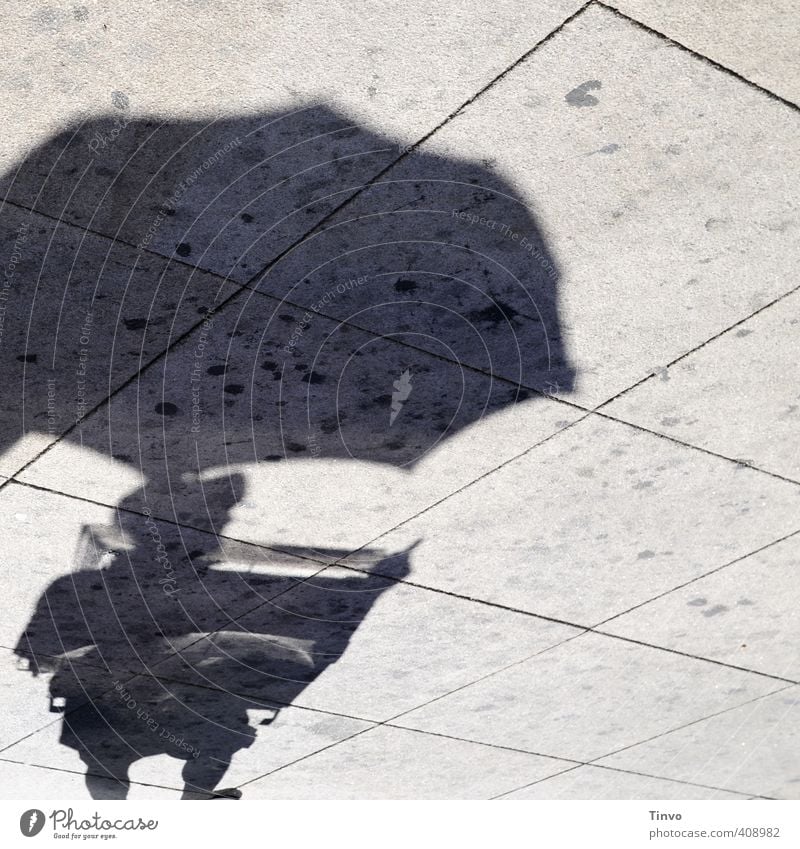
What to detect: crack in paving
<box><xmin>594</xmin><ymin>2</ymin><xmax>800</xmax><ymax>113</ymax></box>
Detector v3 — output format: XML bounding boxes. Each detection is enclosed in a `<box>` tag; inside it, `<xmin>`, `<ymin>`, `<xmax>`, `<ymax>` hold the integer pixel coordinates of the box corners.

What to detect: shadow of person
<box><xmin>3</xmin><ymin>104</ymin><xmax>575</xmax><ymax>797</ymax></box>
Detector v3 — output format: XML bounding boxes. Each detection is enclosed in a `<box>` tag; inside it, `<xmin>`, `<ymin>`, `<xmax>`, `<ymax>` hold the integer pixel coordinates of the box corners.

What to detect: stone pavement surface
<box><xmin>0</xmin><ymin>1</ymin><xmax>797</xmax><ymax>800</ymax></box>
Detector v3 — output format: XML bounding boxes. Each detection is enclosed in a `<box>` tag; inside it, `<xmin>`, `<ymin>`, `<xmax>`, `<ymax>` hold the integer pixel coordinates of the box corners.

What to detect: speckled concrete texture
<box><xmin>0</xmin><ymin>1</ymin><xmax>797</xmax><ymax>800</ymax></box>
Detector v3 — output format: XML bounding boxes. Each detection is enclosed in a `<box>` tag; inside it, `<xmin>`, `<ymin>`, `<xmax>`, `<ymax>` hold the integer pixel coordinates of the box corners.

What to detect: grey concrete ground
<box><xmin>0</xmin><ymin>1</ymin><xmax>798</xmax><ymax>799</ymax></box>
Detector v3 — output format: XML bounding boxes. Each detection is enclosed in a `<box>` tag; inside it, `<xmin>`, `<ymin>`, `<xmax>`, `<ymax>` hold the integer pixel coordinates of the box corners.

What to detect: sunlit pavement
<box><xmin>0</xmin><ymin>1</ymin><xmax>798</xmax><ymax>800</ymax></box>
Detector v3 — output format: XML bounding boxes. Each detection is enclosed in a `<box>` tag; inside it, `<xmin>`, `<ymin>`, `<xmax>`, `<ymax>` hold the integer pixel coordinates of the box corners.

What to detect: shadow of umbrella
<box><xmin>17</xmin><ymin>479</ymin><xmax>417</xmax><ymax>799</ymax></box>
<box><xmin>3</xmin><ymin>104</ymin><xmax>575</xmax><ymax>797</ymax></box>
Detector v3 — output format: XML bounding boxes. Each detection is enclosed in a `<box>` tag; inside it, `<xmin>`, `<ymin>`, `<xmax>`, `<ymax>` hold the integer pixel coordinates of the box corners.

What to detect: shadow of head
<box><xmin>3</xmin><ymin>103</ymin><xmax>574</xmax><ymax>797</ymax></box>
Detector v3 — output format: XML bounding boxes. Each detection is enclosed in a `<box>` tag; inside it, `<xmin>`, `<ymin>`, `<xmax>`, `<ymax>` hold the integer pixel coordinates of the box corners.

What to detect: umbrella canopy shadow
<box><xmin>3</xmin><ymin>104</ymin><xmax>575</xmax><ymax>797</ymax></box>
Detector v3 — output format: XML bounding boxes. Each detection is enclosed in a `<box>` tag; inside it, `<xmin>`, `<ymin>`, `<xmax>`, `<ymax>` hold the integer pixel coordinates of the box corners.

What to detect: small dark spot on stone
<box><xmin>278</xmin><ymin>314</ymin><xmax>295</xmax><ymax>323</ymax></box>
<box><xmin>703</xmin><ymin>604</ymin><xmax>729</xmax><ymax>618</ymax></box>
<box><xmin>466</xmin><ymin>300</ymin><xmax>519</xmax><ymax>324</ymax></box>
<box><xmin>294</xmin><ymin>363</ymin><xmax>309</xmax><ymax>371</ymax></box>
<box><xmin>155</xmin><ymin>402</ymin><xmax>178</xmax><ymax>415</ymax></box>
<box><xmin>176</xmin><ymin>243</ymin><xmax>192</xmax><ymax>257</ymax></box>
<box><xmin>286</xmin><ymin>442</ymin><xmax>306</xmax><ymax>453</ymax></box>
<box><xmin>263</xmin><ymin>455</ymin><xmax>282</xmax><ymax>462</ymax></box>
<box><xmin>395</xmin><ymin>279</ymin><xmax>417</xmax><ymax>293</ymax></box>
<box><xmin>261</xmin><ymin>360</ymin><xmax>277</xmax><ymax>371</ymax></box>
<box><xmin>224</xmin><ymin>384</ymin><xmax>244</xmax><ymax>395</ymax></box>
<box><xmin>637</xmin><ymin>550</ymin><xmax>655</xmax><ymax>559</ymax></box>
<box><xmin>17</xmin><ymin>353</ymin><xmax>37</xmax><ymax>363</ymax></box>
<box><xmin>240</xmin><ymin>213</ymin><xmax>254</xmax><ymax>223</ymax></box>
<box><xmin>207</xmin><ymin>364</ymin><xmax>226</xmax><ymax>376</ymax></box>
<box><xmin>124</xmin><ymin>317</ymin><xmax>148</xmax><ymax>331</ymax></box>
<box><xmin>687</xmin><ymin>597</ymin><xmax>707</xmax><ymax>607</ymax></box>
<box><xmin>736</xmin><ymin>328</ymin><xmax>753</xmax><ymax>337</ymax></box>
<box><xmin>302</xmin><ymin>371</ymin><xmax>326</xmax><ymax>384</ymax></box>
<box><xmin>111</xmin><ymin>90</ymin><xmax>129</xmax><ymax>111</ymax></box>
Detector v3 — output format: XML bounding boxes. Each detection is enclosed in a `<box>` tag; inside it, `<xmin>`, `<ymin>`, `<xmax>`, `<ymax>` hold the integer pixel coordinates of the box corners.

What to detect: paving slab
<box><xmin>602</xmin><ymin>534</ymin><xmax>800</xmax><ymax>681</ymax></box>
<box><xmin>1</xmin><ymin>0</ymin><xmax>797</xmax><ymax>803</ymax></box>
<box><xmin>396</xmin><ymin>631</ymin><xmax>782</xmax><ymax>762</ymax></box>
<box><xmin>500</xmin><ymin>764</ymin><xmax>747</xmax><ymax>799</ymax></box>
<box><xmin>343</xmin><ymin>414</ymin><xmax>800</xmax><ymax>623</ymax></box>
<box><xmin>0</xmin><ymin>648</ymin><xmax>112</xmax><ymax>753</ymax></box>
<box><xmin>271</xmin><ymin>4</ymin><xmax>800</xmax><ymax>408</ymax></box>
<box><xmin>610</xmin><ymin>0</ymin><xmax>800</xmax><ymax>105</ymax></box>
<box><xmin>152</xmin><ymin>566</ymin><xmax>580</xmax><ymax>720</ymax></box>
<box><xmin>1</xmin><ymin>680</ymin><xmax>370</xmax><ymax>798</ymax></box>
<box><xmin>0</xmin><ymin>758</ymin><xmax>198</xmax><ymax>800</ymax></box>
<box><xmin>0</xmin><ymin>1</ymin><xmax>584</xmax><ymax>281</ymax></box>
<box><xmin>0</xmin><ymin>1</ymin><xmax>585</xmax><ymax>159</ymax></box>
<box><xmin>17</xmin><ymin>289</ymin><xmax>583</xmax><ymax>553</ymax></box>
<box><xmin>605</xmin><ymin>289</ymin><xmax>800</xmax><ymax>481</ymax></box>
<box><xmin>121</xmin><ymin>701</ymin><xmax>371</xmax><ymax>792</ymax></box>
<box><xmin>242</xmin><ymin>724</ymin><xmax>569</xmax><ymax>799</ymax></box>
<box><xmin>599</xmin><ymin>686</ymin><xmax>800</xmax><ymax>799</ymax></box>
<box><xmin>0</xmin><ymin>203</ymin><xmax>237</xmax><ymax>476</ymax></box>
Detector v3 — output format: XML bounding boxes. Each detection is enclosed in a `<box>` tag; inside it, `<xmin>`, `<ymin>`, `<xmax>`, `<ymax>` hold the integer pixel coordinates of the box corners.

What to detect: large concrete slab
<box><xmin>0</xmin><ymin>1</ymin><xmax>585</xmax><ymax>162</ymax></box>
<box><xmin>1</xmin><ymin>0</ymin><xmax>797</xmax><ymax>802</ymax></box>
<box><xmin>242</xmin><ymin>724</ymin><xmax>569</xmax><ymax>799</ymax></box>
<box><xmin>0</xmin><ymin>758</ymin><xmax>197</xmax><ymax>800</ymax></box>
<box><xmin>1</xmin><ymin>685</ymin><xmax>370</xmax><ymax>797</ymax></box>
<box><xmin>0</xmin><ymin>1</ymin><xmax>583</xmax><ymax>281</ymax></box>
<box><xmin>500</xmin><ymin>764</ymin><xmax>748</xmax><ymax>799</ymax></box>
<box><xmin>152</xmin><ymin>566</ymin><xmax>580</xmax><ymax>720</ymax></box>
<box><xmin>271</xmin><ymin>4</ymin><xmax>800</xmax><ymax>408</ymax></box>
<box><xmin>343</xmin><ymin>414</ymin><xmax>800</xmax><ymax>623</ymax></box>
<box><xmin>602</xmin><ymin>535</ymin><xmax>800</xmax><ymax>681</ymax></box>
<box><xmin>17</xmin><ymin>289</ymin><xmax>583</xmax><ymax>553</ymax></box>
<box><xmin>610</xmin><ymin>0</ymin><xmax>800</xmax><ymax>105</ymax></box>
<box><xmin>0</xmin><ymin>203</ymin><xmax>237</xmax><ymax>476</ymax></box>
<box><xmin>605</xmin><ymin>290</ymin><xmax>800</xmax><ymax>481</ymax></box>
<box><xmin>599</xmin><ymin>686</ymin><xmax>800</xmax><ymax>799</ymax></box>
<box><xmin>0</xmin><ymin>648</ymin><xmax>109</xmax><ymax>753</ymax></box>
<box><xmin>396</xmin><ymin>631</ymin><xmax>782</xmax><ymax>762</ymax></box>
